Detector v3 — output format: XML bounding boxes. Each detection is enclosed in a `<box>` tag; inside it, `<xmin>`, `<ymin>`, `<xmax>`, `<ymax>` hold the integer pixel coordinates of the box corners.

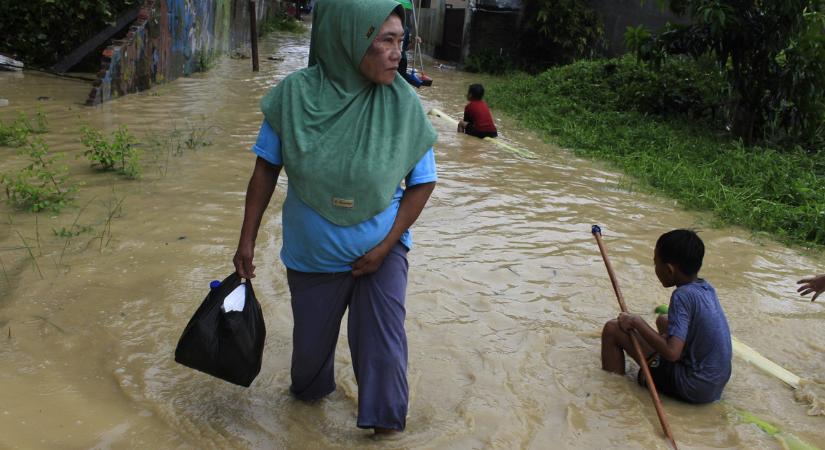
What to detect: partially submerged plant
<box><xmin>1</xmin><ymin>138</ymin><xmax>77</xmax><ymax>212</ymax></box>
<box><xmin>80</xmin><ymin>125</ymin><xmax>141</xmax><ymax>179</ymax></box>
<box><xmin>0</xmin><ymin>110</ymin><xmax>47</xmax><ymax>147</ymax></box>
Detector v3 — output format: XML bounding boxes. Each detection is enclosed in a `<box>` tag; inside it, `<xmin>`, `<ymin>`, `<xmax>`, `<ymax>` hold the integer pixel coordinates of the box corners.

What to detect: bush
<box><xmin>525</xmin><ymin>56</ymin><xmax>726</xmax><ymax>124</ymax></box>
<box><xmin>80</xmin><ymin>125</ymin><xmax>141</xmax><ymax>179</ymax></box>
<box><xmin>464</xmin><ymin>49</ymin><xmax>515</xmax><ymax>75</ymax></box>
<box><xmin>625</xmin><ymin>1</ymin><xmax>825</xmax><ymax>148</ymax></box>
<box><xmin>1</xmin><ymin>138</ymin><xmax>77</xmax><ymax>212</ymax></box>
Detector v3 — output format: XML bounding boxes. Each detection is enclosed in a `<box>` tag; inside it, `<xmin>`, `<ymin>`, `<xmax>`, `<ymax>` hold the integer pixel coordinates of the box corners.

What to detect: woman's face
<box><xmin>359</xmin><ymin>14</ymin><xmax>404</xmax><ymax>85</ymax></box>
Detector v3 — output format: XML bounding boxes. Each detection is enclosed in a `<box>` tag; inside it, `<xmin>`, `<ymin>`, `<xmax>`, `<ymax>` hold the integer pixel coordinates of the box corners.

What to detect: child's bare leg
<box><xmin>601</xmin><ymin>319</ymin><xmax>656</xmax><ymax>374</ymax></box>
<box><xmin>602</xmin><ymin>319</ymin><xmax>629</xmax><ymax>374</ymax></box>
<box><xmin>655</xmin><ymin>314</ymin><xmax>668</xmax><ymax>334</ymax></box>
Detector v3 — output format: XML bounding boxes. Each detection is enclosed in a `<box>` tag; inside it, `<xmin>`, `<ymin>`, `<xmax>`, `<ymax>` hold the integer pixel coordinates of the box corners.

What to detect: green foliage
<box><xmin>487</xmin><ymin>59</ymin><xmax>825</xmax><ymax>246</ymax></box>
<box><xmin>520</xmin><ymin>55</ymin><xmax>726</xmax><ymax>122</ymax></box>
<box><xmin>624</xmin><ymin>25</ymin><xmax>653</xmax><ymax>61</ymax></box>
<box><xmin>626</xmin><ymin>0</ymin><xmax>825</xmax><ymax>148</ymax></box>
<box><xmin>1</xmin><ymin>138</ymin><xmax>77</xmax><ymax>213</ymax></box>
<box><xmin>464</xmin><ymin>49</ymin><xmax>515</xmax><ymax>75</ymax></box>
<box><xmin>0</xmin><ymin>110</ymin><xmax>48</xmax><ymax>147</ymax></box>
<box><xmin>517</xmin><ymin>0</ymin><xmax>605</xmax><ymax>70</ymax></box>
<box><xmin>0</xmin><ymin>119</ymin><xmax>30</xmax><ymax>147</ymax></box>
<box><xmin>0</xmin><ymin>0</ymin><xmax>139</xmax><ymax>66</ymax></box>
<box><xmin>259</xmin><ymin>12</ymin><xmax>307</xmax><ymax>35</ymax></box>
<box><xmin>80</xmin><ymin>125</ymin><xmax>141</xmax><ymax>179</ymax></box>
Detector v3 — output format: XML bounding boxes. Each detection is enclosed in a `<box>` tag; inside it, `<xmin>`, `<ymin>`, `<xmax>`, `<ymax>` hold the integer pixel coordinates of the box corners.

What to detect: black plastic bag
<box><xmin>175</xmin><ymin>272</ymin><xmax>265</xmax><ymax>387</ymax></box>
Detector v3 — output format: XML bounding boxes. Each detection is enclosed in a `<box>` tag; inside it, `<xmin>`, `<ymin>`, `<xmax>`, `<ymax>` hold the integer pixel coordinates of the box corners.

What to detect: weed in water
<box><xmin>53</xmin><ymin>225</ymin><xmax>94</xmax><ymax>238</ymax></box>
<box><xmin>16</xmin><ymin>230</ymin><xmax>43</xmax><ymax>279</ymax></box>
<box><xmin>183</xmin><ymin>122</ymin><xmax>215</xmax><ymax>151</ymax></box>
<box><xmin>142</xmin><ymin>119</ymin><xmax>216</xmax><ymax>176</ymax></box>
<box><xmin>95</xmin><ymin>187</ymin><xmax>126</xmax><ymax>252</ymax></box>
<box><xmin>1</xmin><ymin>138</ymin><xmax>77</xmax><ymax>213</ymax></box>
<box><xmin>58</xmin><ymin>197</ymin><xmax>96</xmax><ymax>266</ymax></box>
<box><xmin>34</xmin><ymin>214</ymin><xmax>42</xmax><ymax>257</ymax></box>
<box><xmin>80</xmin><ymin>125</ymin><xmax>141</xmax><ymax>179</ymax></box>
<box><xmin>0</xmin><ymin>254</ymin><xmax>9</xmax><ymax>288</ymax></box>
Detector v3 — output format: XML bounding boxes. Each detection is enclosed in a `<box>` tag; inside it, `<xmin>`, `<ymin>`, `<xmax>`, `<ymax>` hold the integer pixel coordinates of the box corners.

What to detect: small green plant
<box><xmin>80</xmin><ymin>125</ymin><xmax>141</xmax><ymax>179</ymax></box>
<box><xmin>0</xmin><ymin>120</ymin><xmax>30</xmax><ymax>147</ymax></box>
<box><xmin>0</xmin><ymin>110</ymin><xmax>47</xmax><ymax>147</ymax></box>
<box><xmin>1</xmin><ymin>138</ymin><xmax>77</xmax><ymax>212</ymax></box>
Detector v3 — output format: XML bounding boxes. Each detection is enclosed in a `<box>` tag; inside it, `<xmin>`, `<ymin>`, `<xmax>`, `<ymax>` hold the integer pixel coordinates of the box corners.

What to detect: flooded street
<box><xmin>2</xmin><ymin>30</ymin><xmax>825</xmax><ymax>449</ymax></box>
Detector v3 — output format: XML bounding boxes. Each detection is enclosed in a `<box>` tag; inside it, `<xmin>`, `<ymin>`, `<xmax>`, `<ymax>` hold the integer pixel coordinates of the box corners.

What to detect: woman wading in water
<box><xmin>234</xmin><ymin>0</ymin><xmax>437</xmax><ymax>434</ymax></box>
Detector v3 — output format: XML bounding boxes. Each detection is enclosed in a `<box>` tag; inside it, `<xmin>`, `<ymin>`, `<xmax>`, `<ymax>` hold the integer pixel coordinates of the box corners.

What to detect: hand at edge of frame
<box><xmin>797</xmin><ymin>273</ymin><xmax>825</xmax><ymax>302</ymax></box>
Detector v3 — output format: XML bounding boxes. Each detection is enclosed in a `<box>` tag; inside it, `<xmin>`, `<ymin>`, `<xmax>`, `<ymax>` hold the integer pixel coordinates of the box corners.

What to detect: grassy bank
<box><xmin>487</xmin><ymin>57</ymin><xmax>825</xmax><ymax>247</ymax></box>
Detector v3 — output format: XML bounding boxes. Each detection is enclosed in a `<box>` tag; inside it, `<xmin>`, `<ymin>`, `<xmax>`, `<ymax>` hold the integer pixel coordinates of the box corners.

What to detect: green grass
<box><xmin>487</xmin><ymin>57</ymin><xmax>825</xmax><ymax>247</ymax></box>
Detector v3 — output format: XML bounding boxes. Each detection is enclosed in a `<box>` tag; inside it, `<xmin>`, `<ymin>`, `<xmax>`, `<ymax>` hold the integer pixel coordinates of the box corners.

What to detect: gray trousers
<box><xmin>286</xmin><ymin>243</ymin><xmax>409</xmax><ymax>430</ymax></box>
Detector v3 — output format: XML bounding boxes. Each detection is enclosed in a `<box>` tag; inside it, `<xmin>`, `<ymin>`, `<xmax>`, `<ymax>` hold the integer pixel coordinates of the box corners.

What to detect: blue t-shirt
<box><xmin>252</xmin><ymin>120</ymin><xmax>437</xmax><ymax>273</ymax></box>
<box><xmin>667</xmin><ymin>279</ymin><xmax>732</xmax><ymax>403</ymax></box>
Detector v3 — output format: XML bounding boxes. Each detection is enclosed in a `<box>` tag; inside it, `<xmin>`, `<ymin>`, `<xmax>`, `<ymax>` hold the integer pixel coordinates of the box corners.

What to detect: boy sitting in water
<box><xmin>457</xmin><ymin>84</ymin><xmax>498</xmax><ymax>139</ymax></box>
<box><xmin>601</xmin><ymin>229</ymin><xmax>732</xmax><ymax>404</ymax></box>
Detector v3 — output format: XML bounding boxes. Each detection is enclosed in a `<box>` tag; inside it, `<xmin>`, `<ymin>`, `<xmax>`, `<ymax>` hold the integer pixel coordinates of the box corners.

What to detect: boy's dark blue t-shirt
<box><xmin>667</xmin><ymin>279</ymin><xmax>732</xmax><ymax>403</ymax></box>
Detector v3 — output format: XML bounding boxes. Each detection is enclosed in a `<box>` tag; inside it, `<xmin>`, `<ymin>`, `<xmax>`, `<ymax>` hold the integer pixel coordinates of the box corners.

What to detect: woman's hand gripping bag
<box><xmin>174</xmin><ymin>272</ymin><xmax>266</xmax><ymax>387</ymax></box>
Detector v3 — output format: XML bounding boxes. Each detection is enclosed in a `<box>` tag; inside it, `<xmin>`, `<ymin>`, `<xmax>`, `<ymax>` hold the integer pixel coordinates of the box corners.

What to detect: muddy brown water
<box><xmin>2</xmin><ymin>31</ymin><xmax>825</xmax><ymax>449</ymax></box>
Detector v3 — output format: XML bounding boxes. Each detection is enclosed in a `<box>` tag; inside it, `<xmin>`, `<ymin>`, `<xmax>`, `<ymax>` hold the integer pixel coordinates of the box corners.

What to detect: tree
<box><xmin>517</xmin><ymin>0</ymin><xmax>605</xmax><ymax>70</ymax></box>
<box><xmin>629</xmin><ymin>0</ymin><xmax>825</xmax><ymax>147</ymax></box>
<box><xmin>0</xmin><ymin>0</ymin><xmax>138</xmax><ymax>67</ymax></box>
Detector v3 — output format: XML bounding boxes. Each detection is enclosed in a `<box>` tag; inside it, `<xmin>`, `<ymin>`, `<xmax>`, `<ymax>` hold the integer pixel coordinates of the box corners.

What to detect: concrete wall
<box><xmin>87</xmin><ymin>0</ymin><xmax>278</xmax><ymax>105</ymax></box>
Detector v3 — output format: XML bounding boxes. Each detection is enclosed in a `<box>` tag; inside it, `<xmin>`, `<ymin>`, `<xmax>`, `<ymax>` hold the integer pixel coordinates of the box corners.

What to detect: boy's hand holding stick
<box><xmin>591</xmin><ymin>225</ymin><xmax>678</xmax><ymax>449</ymax></box>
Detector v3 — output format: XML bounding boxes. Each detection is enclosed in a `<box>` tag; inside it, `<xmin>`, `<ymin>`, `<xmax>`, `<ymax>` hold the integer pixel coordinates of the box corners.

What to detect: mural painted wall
<box><xmin>87</xmin><ymin>0</ymin><xmax>277</xmax><ymax>105</ymax></box>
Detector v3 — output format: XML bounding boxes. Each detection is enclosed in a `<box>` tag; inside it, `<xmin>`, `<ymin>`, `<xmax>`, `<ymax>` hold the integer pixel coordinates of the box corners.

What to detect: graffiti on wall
<box><xmin>87</xmin><ymin>0</ymin><xmax>274</xmax><ymax>105</ymax></box>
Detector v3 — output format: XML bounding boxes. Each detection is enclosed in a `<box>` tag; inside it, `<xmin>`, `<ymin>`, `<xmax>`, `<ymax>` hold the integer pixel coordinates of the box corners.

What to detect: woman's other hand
<box><xmin>352</xmin><ymin>242</ymin><xmax>392</xmax><ymax>277</ymax></box>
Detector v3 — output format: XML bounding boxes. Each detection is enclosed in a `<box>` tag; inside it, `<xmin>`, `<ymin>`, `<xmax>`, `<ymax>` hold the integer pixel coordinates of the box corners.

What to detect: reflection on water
<box><xmin>2</xmin><ymin>30</ymin><xmax>825</xmax><ymax>449</ymax></box>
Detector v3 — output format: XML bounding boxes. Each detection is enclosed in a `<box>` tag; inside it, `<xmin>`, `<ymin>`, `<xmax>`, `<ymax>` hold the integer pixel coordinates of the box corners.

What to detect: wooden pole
<box><xmin>249</xmin><ymin>1</ymin><xmax>259</xmax><ymax>72</ymax></box>
<box><xmin>591</xmin><ymin>225</ymin><xmax>678</xmax><ymax>449</ymax></box>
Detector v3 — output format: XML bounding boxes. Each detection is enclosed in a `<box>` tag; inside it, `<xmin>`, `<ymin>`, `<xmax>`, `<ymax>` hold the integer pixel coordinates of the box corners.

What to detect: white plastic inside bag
<box><xmin>222</xmin><ymin>284</ymin><xmax>246</xmax><ymax>313</ymax></box>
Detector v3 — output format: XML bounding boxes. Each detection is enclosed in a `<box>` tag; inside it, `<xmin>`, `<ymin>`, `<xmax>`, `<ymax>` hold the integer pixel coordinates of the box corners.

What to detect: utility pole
<box><xmin>249</xmin><ymin>1</ymin><xmax>259</xmax><ymax>71</ymax></box>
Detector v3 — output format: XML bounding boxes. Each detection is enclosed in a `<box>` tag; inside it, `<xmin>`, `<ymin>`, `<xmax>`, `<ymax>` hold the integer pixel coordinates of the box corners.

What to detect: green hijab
<box><xmin>260</xmin><ymin>0</ymin><xmax>437</xmax><ymax>226</ymax></box>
